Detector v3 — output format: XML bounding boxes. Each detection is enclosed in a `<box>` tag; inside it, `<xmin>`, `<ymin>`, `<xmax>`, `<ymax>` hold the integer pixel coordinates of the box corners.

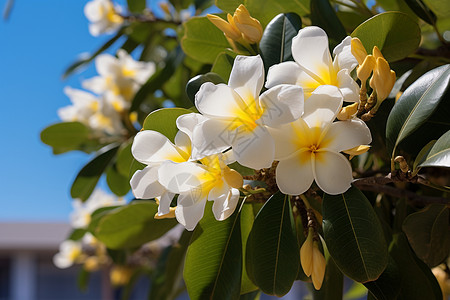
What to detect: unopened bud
<box><xmin>224</xmin><ymin>168</ymin><xmax>244</xmax><ymax>188</ymax></box>
<box><xmin>343</xmin><ymin>145</ymin><xmax>371</xmax><ymax>160</ymax></box>
<box><xmin>154</xmin><ymin>207</ymin><xmax>176</xmax><ymax>219</ymax></box>
<box><xmin>337</xmin><ymin>103</ymin><xmax>359</xmax><ymax>120</ymax></box>
<box><xmin>207</xmin><ymin>14</ymin><xmax>241</xmax><ymax>41</ymax></box>
<box><xmin>233</xmin><ymin>5</ymin><xmax>263</xmax><ymax>44</ymax></box>
<box><xmin>312</xmin><ymin>242</ymin><xmax>326</xmax><ymax>290</ymax></box>
<box><xmin>351</xmin><ymin>37</ymin><xmax>367</xmax><ymax>65</ymax></box>
<box><xmin>357</xmin><ymin>55</ymin><xmax>376</xmax><ymax>83</ymax></box>
<box><xmin>300</xmin><ymin>228</ymin><xmax>314</xmax><ymax>277</ymax></box>
<box><xmin>372</xmin><ymin>46</ymin><xmax>383</xmax><ymax>59</ymax></box>
<box><xmin>110</xmin><ymin>265</ymin><xmax>133</xmax><ymax>286</ymax></box>
<box><xmin>394</xmin><ymin>156</ymin><xmax>409</xmax><ymax>173</ymax></box>
<box><xmin>373</xmin><ymin>57</ymin><xmax>396</xmax><ymax>102</ymax></box>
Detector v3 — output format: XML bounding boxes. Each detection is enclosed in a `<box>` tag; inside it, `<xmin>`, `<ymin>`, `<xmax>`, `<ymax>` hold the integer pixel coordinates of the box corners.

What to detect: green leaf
<box><xmin>386</xmin><ymin>64</ymin><xmax>450</xmax><ymax>157</ymax></box>
<box><xmin>351</xmin><ymin>12</ymin><xmax>421</xmax><ymax>62</ymax></box>
<box><xmin>181</xmin><ymin>16</ymin><xmax>231</xmax><ymax>64</ymax></box>
<box><xmin>63</xmin><ymin>28</ymin><xmax>124</xmax><ymax>78</ymax></box>
<box><xmin>40</xmin><ymin>122</ymin><xmax>89</xmax><ymax>153</ymax></box>
<box><xmin>389</xmin><ymin>233</ymin><xmax>443</xmax><ymax>299</ymax></box>
<box><xmin>127</xmin><ymin>0</ymin><xmax>146</xmax><ymax>13</ymax></box>
<box><xmin>363</xmin><ymin>256</ymin><xmax>401</xmax><ymax>300</ymax></box>
<box><xmin>259</xmin><ymin>13</ymin><xmax>302</xmax><ymax>74</ymax></box>
<box><xmin>71</xmin><ymin>144</ymin><xmax>119</xmax><ymax>201</ymax></box>
<box><xmin>195</xmin><ymin>0</ymin><xmax>214</xmax><ymax>9</ymax></box>
<box><xmin>68</xmin><ymin>228</ymin><xmax>87</xmax><ymax>241</ymax></box>
<box><xmin>130</xmin><ymin>46</ymin><xmax>185</xmax><ymax>112</ymax></box>
<box><xmin>312</xmin><ymin>246</ymin><xmax>344</xmax><ymax>300</ymax></box>
<box><xmin>404</xmin><ymin>0</ymin><xmax>436</xmax><ymax>25</ymax></box>
<box><xmin>246</xmin><ymin>192</ymin><xmax>299</xmax><ymax>296</ymax></box>
<box><xmin>310</xmin><ymin>0</ymin><xmax>347</xmax><ymax>49</ymax></box>
<box><xmin>422</xmin><ymin>0</ymin><xmax>450</xmax><ymax>18</ymax></box>
<box><xmin>184</xmin><ymin>202</ymin><xmax>242</xmax><ymax>300</ymax></box>
<box><xmin>143</xmin><ymin>107</ymin><xmax>193</xmax><ymax>142</ymax></box>
<box><xmin>240</xmin><ymin>203</ymin><xmax>258</xmax><ymax>294</ymax></box>
<box><xmin>412</xmin><ymin>140</ymin><xmax>436</xmax><ymax>172</ymax></box>
<box><xmin>211</xmin><ymin>51</ymin><xmax>236</xmax><ymax>81</ymax></box>
<box><xmin>419</xmin><ymin>130</ymin><xmax>450</xmax><ymax>168</ymax></box>
<box><xmin>106</xmin><ymin>164</ymin><xmax>130</xmax><ymax>196</ymax></box>
<box><xmin>116</xmin><ymin>140</ymin><xmax>133</xmax><ymax>177</ymax></box>
<box><xmin>343</xmin><ymin>282</ymin><xmax>367</xmax><ymax>300</ymax></box>
<box><xmin>402</xmin><ymin>204</ymin><xmax>450</xmax><ymax>267</ymax></box>
<box><xmin>216</xmin><ymin>0</ymin><xmax>310</xmax><ymax>27</ymax></box>
<box><xmin>186</xmin><ymin>72</ymin><xmax>225</xmax><ymax>104</ymax></box>
<box><xmin>322</xmin><ymin>186</ymin><xmax>388</xmax><ymax>283</ymax></box>
<box><xmin>94</xmin><ymin>200</ymin><xmax>178</xmax><ymax>249</ymax></box>
<box><xmin>77</xmin><ymin>268</ymin><xmax>90</xmax><ymax>292</ymax></box>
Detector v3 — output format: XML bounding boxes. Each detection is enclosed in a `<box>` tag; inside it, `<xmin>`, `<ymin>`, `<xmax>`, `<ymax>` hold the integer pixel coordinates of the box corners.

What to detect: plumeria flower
<box><xmin>53</xmin><ymin>240</ymin><xmax>83</xmax><ymax>269</ymax></box>
<box><xmin>266</xmin><ymin>26</ymin><xmax>359</xmax><ymax>101</ymax></box>
<box><xmin>271</xmin><ymin>85</ymin><xmax>372</xmax><ymax>195</ymax></box>
<box><xmin>158</xmin><ymin>152</ymin><xmax>243</xmax><ymax>231</ymax></box>
<box><xmin>84</xmin><ymin>0</ymin><xmax>124</xmax><ymax>36</ymax></box>
<box><xmin>190</xmin><ymin>55</ymin><xmax>304</xmax><ymax>170</ymax></box>
<box><xmin>71</xmin><ymin>188</ymin><xmax>125</xmax><ymax>229</ymax></box>
<box><xmin>83</xmin><ymin>50</ymin><xmax>155</xmax><ymax>107</ymax></box>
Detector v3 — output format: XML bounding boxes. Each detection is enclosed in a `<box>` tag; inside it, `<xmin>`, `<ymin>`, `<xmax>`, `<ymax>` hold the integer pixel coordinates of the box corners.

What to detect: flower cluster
<box><xmin>84</xmin><ymin>0</ymin><xmax>124</xmax><ymax>36</ymax></box>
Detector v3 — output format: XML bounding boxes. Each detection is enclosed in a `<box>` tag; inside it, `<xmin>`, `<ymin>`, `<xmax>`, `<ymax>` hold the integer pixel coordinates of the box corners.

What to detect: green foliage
<box><xmin>106</xmin><ymin>164</ymin><xmax>130</xmax><ymax>196</ymax></box>
<box><xmin>364</xmin><ymin>257</ymin><xmax>401</xmax><ymax>300</ymax></box>
<box><xmin>310</xmin><ymin>0</ymin><xmax>346</xmax><ymax>48</ymax></box>
<box><xmin>143</xmin><ymin>107</ymin><xmax>193</xmax><ymax>142</ymax></box>
<box><xmin>186</xmin><ymin>72</ymin><xmax>225</xmax><ymax>103</ymax></box>
<box><xmin>40</xmin><ymin>122</ymin><xmax>90</xmax><ymax>154</ymax></box>
<box><xmin>418</xmin><ymin>130</ymin><xmax>450</xmax><ymax>168</ymax></box>
<box><xmin>404</xmin><ymin>0</ymin><xmax>437</xmax><ymax>25</ymax></box>
<box><xmin>127</xmin><ymin>0</ymin><xmax>146</xmax><ymax>13</ymax></box>
<box><xmin>322</xmin><ymin>186</ymin><xmax>388</xmax><ymax>283</ymax></box>
<box><xmin>211</xmin><ymin>51</ymin><xmax>236</xmax><ymax>81</ymax></box>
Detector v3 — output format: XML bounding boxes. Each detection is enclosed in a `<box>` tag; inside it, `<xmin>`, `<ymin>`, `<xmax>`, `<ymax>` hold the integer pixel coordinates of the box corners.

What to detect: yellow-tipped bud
<box><xmin>233</xmin><ymin>4</ymin><xmax>263</xmax><ymax>44</ymax></box>
<box><xmin>351</xmin><ymin>37</ymin><xmax>367</xmax><ymax>65</ymax></box>
<box><xmin>300</xmin><ymin>228</ymin><xmax>314</xmax><ymax>277</ymax></box>
<box><xmin>110</xmin><ymin>265</ymin><xmax>133</xmax><ymax>286</ymax></box>
<box><xmin>337</xmin><ymin>103</ymin><xmax>359</xmax><ymax>120</ymax></box>
<box><xmin>154</xmin><ymin>207</ymin><xmax>176</xmax><ymax>219</ymax></box>
<box><xmin>224</xmin><ymin>167</ymin><xmax>244</xmax><ymax>189</ymax></box>
<box><xmin>357</xmin><ymin>55</ymin><xmax>376</xmax><ymax>83</ymax></box>
<box><xmin>343</xmin><ymin>145</ymin><xmax>371</xmax><ymax>160</ymax></box>
<box><xmin>311</xmin><ymin>242</ymin><xmax>326</xmax><ymax>290</ymax></box>
<box><xmin>371</xmin><ymin>57</ymin><xmax>396</xmax><ymax>102</ymax></box>
<box><xmin>207</xmin><ymin>14</ymin><xmax>241</xmax><ymax>41</ymax></box>
<box><xmin>372</xmin><ymin>45</ymin><xmax>383</xmax><ymax>59</ymax></box>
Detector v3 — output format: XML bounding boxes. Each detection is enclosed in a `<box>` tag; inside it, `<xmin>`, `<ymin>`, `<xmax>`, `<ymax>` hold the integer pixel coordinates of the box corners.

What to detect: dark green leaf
<box><xmin>239</xmin><ymin>290</ymin><xmax>260</xmax><ymax>300</ymax></box>
<box><xmin>40</xmin><ymin>122</ymin><xmax>89</xmax><ymax>152</ymax></box>
<box><xmin>312</xmin><ymin>246</ymin><xmax>343</xmax><ymax>300</ymax></box>
<box><xmin>106</xmin><ymin>165</ymin><xmax>131</xmax><ymax>196</ymax></box>
<box><xmin>351</xmin><ymin>12</ymin><xmax>421</xmax><ymax>62</ymax></box>
<box><xmin>128</xmin><ymin>159</ymin><xmax>145</xmax><ymax>180</ymax></box>
<box><xmin>194</xmin><ymin>0</ymin><xmax>214</xmax><ymax>9</ymax></box>
<box><xmin>143</xmin><ymin>107</ymin><xmax>193</xmax><ymax>142</ymax></box>
<box><xmin>259</xmin><ymin>13</ymin><xmax>302</xmax><ymax>74</ymax></box>
<box><xmin>71</xmin><ymin>144</ymin><xmax>119</xmax><ymax>201</ymax></box>
<box><xmin>186</xmin><ymin>72</ymin><xmax>225</xmax><ymax>104</ymax></box>
<box><xmin>211</xmin><ymin>51</ymin><xmax>236</xmax><ymax>81</ymax></box>
<box><xmin>228</xmin><ymin>162</ymin><xmax>255</xmax><ymax>177</ymax></box>
<box><xmin>77</xmin><ymin>268</ymin><xmax>90</xmax><ymax>292</ymax></box>
<box><xmin>310</xmin><ymin>0</ymin><xmax>347</xmax><ymax>48</ymax></box>
<box><xmin>116</xmin><ymin>140</ymin><xmax>133</xmax><ymax>177</ymax></box>
<box><xmin>404</xmin><ymin>0</ymin><xmax>437</xmax><ymax>24</ymax></box>
<box><xmin>413</xmin><ymin>140</ymin><xmax>436</xmax><ymax>172</ymax></box>
<box><xmin>68</xmin><ymin>228</ymin><xmax>87</xmax><ymax>241</ymax></box>
<box><xmin>184</xmin><ymin>202</ymin><xmax>242</xmax><ymax>300</ymax></box>
<box><xmin>246</xmin><ymin>192</ymin><xmax>299</xmax><ymax>296</ymax></box>
<box><xmin>402</xmin><ymin>204</ymin><xmax>450</xmax><ymax>267</ymax></box>
<box><xmin>364</xmin><ymin>256</ymin><xmax>401</xmax><ymax>300</ymax></box>
<box><xmin>127</xmin><ymin>0</ymin><xmax>146</xmax><ymax>13</ymax></box>
<box><xmin>322</xmin><ymin>186</ymin><xmax>388</xmax><ymax>283</ymax></box>
<box><xmin>240</xmin><ymin>203</ymin><xmax>258</xmax><ymax>294</ymax></box>
<box><xmin>94</xmin><ymin>200</ymin><xmax>178</xmax><ymax>249</ymax></box>
<box><xmin>419</xmin><ymin>130</ymin><xmax>450</xmax><ymax>168</ymax></box>
<box><xmin>422</xmin><ymin>0</ymin><xmax>450</xmax><ymax>18</ymax></box>
<box><xmin>386</xmin><ymin>64</ymin><xmax>450</xmax><ymax>157</ymax></box>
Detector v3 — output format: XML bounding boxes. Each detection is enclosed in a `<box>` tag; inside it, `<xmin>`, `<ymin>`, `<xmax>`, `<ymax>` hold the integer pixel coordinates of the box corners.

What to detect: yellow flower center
<box><xmin>231</xmin><ymin>92</ymin><xmax>263</xmax><ymax>131</ymax></box>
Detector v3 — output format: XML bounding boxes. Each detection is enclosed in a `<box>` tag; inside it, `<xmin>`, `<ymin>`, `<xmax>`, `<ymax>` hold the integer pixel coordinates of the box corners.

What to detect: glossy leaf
<box><xmin>68</xmin><ymin>228</ymin><xmax>87</xmax><ymax>241</ymax></box>
<box><xmin>310</xmin><ymin>0</ymin><xmax>347</xmax><ymax>48</ymax></box>
<box><xmin>351</xmin><ymin>12</ymin><xmax>421</xmax><ymax>62</ymax></box>
<box><xmin>422</xmin><ymin>0</ymin><xmax>450</xmax><ymax>18</ymax></box>
<box><xmin>402</xmin><ymin>204</ymin><xmax>450</xmax><ymax>267</ymax></box>
<box><xmin>386</xmin><ymin>65</ymin><xmax>450</xmax><ymax>157</ymax></box>
<box><xmin>40</xmin><ymin>122</ymin><xmax>89</xmax><ymax>152</ymax></box>
<box><xmin>106</xmin><ymin>164</ymin><xmax>130</xmax><ymax>196</ymax></box>
<box><xmin>127</xmin><ymin>0</ymin><xmax>146</xmax><ymax>13</ymax></box>
<box><xmin>404</xmin><ymin>0</ymin><xmax>436</xmax><ymax>25</ymax></box>
<box><xmin>184</xmin><ymin>202</ymin><xmax>242</xmax><ymax>300</ymax></box>
<box><xmin>71</xmin><ymin>144</ymin><xmax>119</xmax><ymax>201</ymax></box>
<box><xmin>259</xmin><ymin>13</ymin><xmax>302</xmax><ymax>74</ymax></box>
<box><xmin>389</xmin><ymin>233</ymin><xmax>442</xmax><ymax>299</ymax></box>
<box><xmin>246</xmin><ymin>192</ymin><xmax>299</xmax><ymax>296</ymax></box>
<box><xmin>93</xmin><ymin>200</ymin><xmax>178</xmax><ymax>249</ymax></box>
<box><xmin>412</xmin><ymin>140</ymin><xmax>436</xmax><ymax>172</ymax></box>
<box><xmin>116</xmin><ymin>140</ymin><xmax>133</xmax><ymax>177</ymax></box>
<box><xmin>143</xmin><ymin>108</ymin><xmax>193</xmax><ymax>142</ymax></box>
<box><xmin>186</xmin><ymin>72</ymin><xmax>225</xmax><ymax>104</ymax></box>
<box><xmin>181</xmin><ymin>16</ymin><xmax>231</xmax><ymax>64</ymax></box>
<box><xmin>322</xmin><ymin>186</ymin><xmax>388</xmax><ymax>283</ymax></box>
<box><xmin>419</xmin><ymin>130</ymin><xmax>450</xmax><ymax>168</ymax></box>
<box><xmin>364</xmin><ymin>256</ymin><xmax>401</xmax><ymax>300</ymax></box>
<box><xmin>240</xmin><ymin>203</ymin><xmax>258</xmax><ymax>294</ymax></box>
<box><xmin>211</xmin><ymin>51</ymin><xmax>236</xmax><ymax>81</ymax></box>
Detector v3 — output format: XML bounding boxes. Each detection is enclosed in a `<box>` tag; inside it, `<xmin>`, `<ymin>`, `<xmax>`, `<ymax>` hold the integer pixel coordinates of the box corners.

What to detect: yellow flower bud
<box><xmin>337</xmin><ymin>102</ymin><xmax>359</xmax><ymax>120</ymax></box>
<box><xmin>372</xmin><ymin>45</ymin><xmax>383</xmax><ymax>59</ymax></box>
<box><xmin>351</xmin><ymin>37</ymin><xmax>367</xmax><ymax>65</ymax></box>
<box><xmin>233</xmin><ymin>5</ymin><xmax>263</xmax><ymax>44</ymax></box>
<box><xmin>311</xmin><ymin>242</ymin><xmax>326</xmax><ymax>290</ymax></box>
<box><xmin>343</xmin><ymin>145</ymin><xmax>371</xmax><ymax>160</ymax></box>
<box><xmin>300</xmin><ymin>228</ymin><xmax>314</xmax><ymax>277</ymax></box>
<box><xmin>371</xmin><ymin>57</ymin><xmax>396</xmax><ymax>102</ymax></box>
<box><xmin>224</xmin><ymin>167</ymin><xmax>244</xmax><ymax>189</ymax></box>
<box><xmin>154</xmin><ymin>207</ymin><xmax>176</xmax><ymax>219</ymax></box>
<box><xmin>84</xmin><ymin>256</ymin><xmax>100</xmax><ymax>272</ymax></box>
<box><xmin>357</xmin><ymin>55</ymin><xmax>376</xmax><ymax>83</ymax></box>
<box><xmin>207</xmin><ymin>14</ymin><xmax>241</xmax><ymax>41</ymax></box>
<box><xmin>110</xmin><ymin>265</ymin><xmax>133</xmax><ymax>286</ymax></box>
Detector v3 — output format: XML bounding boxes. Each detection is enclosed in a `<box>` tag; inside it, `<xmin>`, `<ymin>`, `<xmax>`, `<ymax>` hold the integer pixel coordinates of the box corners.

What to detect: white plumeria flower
<box><xmin>191</xmin><ymin>55</ymin><xmax>304</xmax><ymax>170</ymax></box>
<box><xmin>266</xmin><ymin>26</ymin><xmax>359</xmax><ymax>102</ymax></box>
<box><xmin>70</xmin><ymin>188</ymin><xmax>125</xmax><ymax>229</ymax></box>
<box><xmin>84</xmin><ymin>0</ymin><xmax>124</xmax><ymax>36</ymax></box>
<box><xmin>58</xmin><ymin>87</ymin><xmax>99</xmax><ymax>124</ymax></box>
<box><xmin>53</xmin><ymin>240</ymin><xmax>83</xmax><ymax>269</ymax></box>
<box><xmin>271</xmin><ymin>85</ymin><xmax>372</xmax><ymax>195</ymax></box>
<box><xmin>83</xmin><ymin>50</ymin><xmax>156</xmax><ymax>106</ymax></box>
<box><xmin>158</xmin><ymin>152</ymin><xmax>242</xmax><ymax>231</ymax></box>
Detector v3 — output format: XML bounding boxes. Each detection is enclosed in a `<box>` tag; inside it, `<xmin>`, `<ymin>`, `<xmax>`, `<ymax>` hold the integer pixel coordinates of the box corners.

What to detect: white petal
<box><xmin>303</xmin><ymin>85</ymin><xmax>343</xmax><ymax>128</ymax></box>
<box><xmin>232</xmin><ymin>126</ymin><xmax>275</xmax><ymax>169</ymax></box>
<box><xmin>157</xmin><ymin>191</ymin><xmax>175</xmax><ymax>216</ymax></box>
<box><xmin>53</xmin><ymin>253</ymin><xmax>72</xmax><ymax>269</ymax></box>
<box><xmin>191</xmin><ymin>118</ymin><xmax>232</xmax><ymax>159</ymax></box>
<box><xmin>158</xmin><ymin>161</ymin><xmax>210</xmax><ymax>194</ymax></box>
<box><xmin>336</xmin><ymin>69</ymin><xmax>360</xmax><ymax>103</ymax></box>
<box><xmin>208</xmin><ymin>181</ymin><xmax>228</xmax><ymax>200</ymax></box>
<box><xmin>228</xmin><ymin>55</ymin><xmax>264</xmax><ymax>101</ymax></box>
<box><xmin>174</xmin><ymin>131</ymin><xmax>191</xmax><ymax>156</ymax></box>
<box><xmin>276</xmin><ymin>152</ymin><xmax>315</xmax><ymax>195</ymax></box>
<box><xmin>132</xmin><ymin>131</ymin><xmax>187</xmax><ymax>164</ymax></box>
<box><xmin>95</xmin><ymin>53</ymin><xmax>118</xmax><ymax>77</ymax></box>
<box><xmin>333</xmin><ymin>36</ymin><xmax>358</xmax><ymax>71</ymax></box>
<box><xmin>313</xmin><ymin>151</ymin><xmax>352</xmax><ymax>195</ymax></box>
<box><xmin>212</xmin><ymin>188</ymin><xmax>240</xmax><ymax>221</ymax></box>
<box><xmin>195</xmin><ymin>83</ymin><xmax>246</xmax><ymax>119</ymax></box>
<box><xmin>291</xmin><ymin>27</ymin><xmax>333</xmax><ymax>83</ymax></box>
<box><xmin>176</xmin><ymin>113</ymin><xmax>207</xmax><ymax>142</ymax></box>
<box><xmin>82</xmin><ymin>76</ymin><xmax>106</xmax><ymax>94</ymax></box>
<box><xmin>130</xmin><ymin>166</ymin><xmax>166</xmax><ymax>199</ymax></box>
<box><xmin>259</xmin><ymin>84</ymin><xmax>304</xmax><ymax>127</ymax></box>
<box><xmin>265</xmin><ymin>61</ymin><xmax>303</xmax><ymax>88</ymax></box>
<box><xmin>269</xmin><ymin>123</ymin><xmax>301</xmax><ymax>160</ymax></box>
<box><xmin>175</xmin><ymin>194</ymin><xmax>207</xmax><ymax>231</ymax></box>
<box><xmin>84</xmin><ymin>1</ymin><xmax>102</xmax><ymax>22</ymax></box>
<box><xmin>324</xmin><ymin>119</ymin><xmax>372</xmax><ymax>152</ymax></box>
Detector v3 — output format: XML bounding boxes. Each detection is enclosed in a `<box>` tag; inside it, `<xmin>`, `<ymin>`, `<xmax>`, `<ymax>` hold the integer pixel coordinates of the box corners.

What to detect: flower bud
<box><xmin>110</xmin><ymin>265</ymin><xmax>133</xmax><ymax>286</ymax></box>
<box><xmin>300</xmin><ymin>228</ymin><xmax>314</xmax><ymax>277</ymax></box>
<box><xmin>357</xmin><ymin>55</ymin><xmax>376</xmax><ymax>83</ymax></box>
<box><xmin>84</xmin><ymin>256</ymin><xmax>100</xmax><ymax>272</ymax></box>
<box><xmin>207</xmin><ymin>14</ymin><xmax>241</xmax><ymax>41</ymax></box>
<box><xmin>233</xmin><ymin>5</ymin><xmax>263</xmax><ymax>44</ymax></box>
<box><xmin>311</xmin><ymin>242</ymin><xmax>326</xmax><ymax>290</ymax></box>
<box><xmin>337</xmin><ymin>102</ymin><xmax>359</xmax><ymax>120</ymax></box>
<box><xmin>372</xmin><ymin>46</ymin><xmax>383</xmax><ymax>59</ymax></box>
<box><xmin>224</xmin><ymin>167</ymin><xmax>244</xmax><ymax>188</ymax></box>
<box><xmin>371</xmin><ymin>57</ymin><xmax>396</xmax><ymax>102</ymax></box>
<box><xmin>351</xmin><ymin>37</ymin><xmax>367</xmax><ymax>65</ymax></box>
<box><xmin>343</xmin><ymin>145</ymin><xmax>371</xmax><ymax>159</ymax></box>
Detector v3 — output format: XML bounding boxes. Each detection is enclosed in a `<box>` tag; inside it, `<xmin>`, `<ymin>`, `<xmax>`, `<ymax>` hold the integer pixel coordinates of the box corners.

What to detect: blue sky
<box><xmin>0</xmin><ymin>0</ymin><xmax>131</xmax><ymax>221</ymax></box>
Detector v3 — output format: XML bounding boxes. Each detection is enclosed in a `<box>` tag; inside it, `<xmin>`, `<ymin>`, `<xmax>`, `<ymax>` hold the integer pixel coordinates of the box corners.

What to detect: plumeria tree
<box><xmin>41</xmin><ymin>0</ymin><xmax>450</xmax><ymax>299</ymax></box>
